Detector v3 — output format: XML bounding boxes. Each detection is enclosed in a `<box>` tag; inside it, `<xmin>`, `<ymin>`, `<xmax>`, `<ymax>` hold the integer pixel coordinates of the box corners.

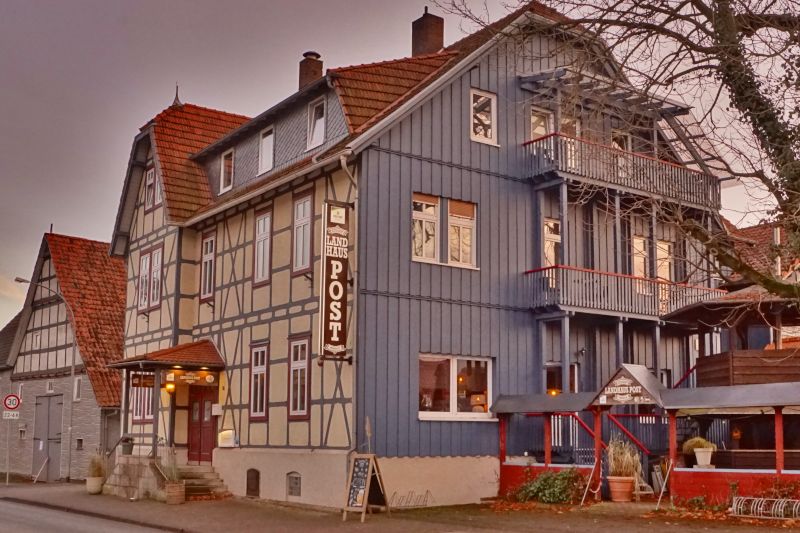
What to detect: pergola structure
<box><xmin>493</xmin><ymin>364</ymin><xmax>800</xmax><ymax>503</ymax></box>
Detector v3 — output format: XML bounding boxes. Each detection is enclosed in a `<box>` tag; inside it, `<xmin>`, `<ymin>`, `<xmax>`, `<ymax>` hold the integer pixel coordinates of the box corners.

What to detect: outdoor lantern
<box><xmin>547</xmin><ymin>388</ymin><xmax>561</xmax><ymax>397</ymax></box>
<box><xmin>165</xmin><ymin>382</ymin><xmax>176</xmax><ymax>394</ymax></box>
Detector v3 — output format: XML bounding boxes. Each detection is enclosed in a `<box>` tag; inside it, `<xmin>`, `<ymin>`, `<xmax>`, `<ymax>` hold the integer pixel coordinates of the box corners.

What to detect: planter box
<box><xmin>694</xmin><ymin>448</ymin><xmax>714</xmax><ymax>467</ymax></box>
<box><xmin>607</xmin><ymin>476</ymin><xmax>635</xmax><ymax>502</ymax></box>
<box><xmin>86</xmin><ymin>477</ymin><xmax>103</xmax><ymax>495</ymax></box>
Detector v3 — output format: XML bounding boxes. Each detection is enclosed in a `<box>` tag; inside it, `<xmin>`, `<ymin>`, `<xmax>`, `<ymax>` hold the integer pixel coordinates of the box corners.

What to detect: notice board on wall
<box><xmin>342</xmin><ymin>453</ymin><xmax>390</xmax><ymax>523</ymax></box>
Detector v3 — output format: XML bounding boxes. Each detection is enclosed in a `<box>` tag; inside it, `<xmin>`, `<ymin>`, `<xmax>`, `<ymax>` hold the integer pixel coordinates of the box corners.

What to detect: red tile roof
<box><xmin>110</xmin><ymin>339</ymin><xmax>224</xmax><ymax>369</ymax></box>
<box><xmin>0</xmin><ymin>311</ymin><xmax>22</xmax><ymax>369</ymax></box>
<box><xmin>46</xmin><ymin>234</ymin><xmax>126</xmax><ymax>407</ymax></box>
<box><xmin>148</xmin><ymin>103</ymin><xmax>250</xmax><ymax>222</ymax></box>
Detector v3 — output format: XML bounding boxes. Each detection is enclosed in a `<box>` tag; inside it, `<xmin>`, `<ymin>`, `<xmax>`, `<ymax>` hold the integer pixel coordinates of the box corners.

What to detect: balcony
<box><xmin>523</xmin><ymin>134</ymin><xmax>720</xmax><ymax>210</ymax></box>
<box><xmin>695</xmin><ymin>349</ymin><xmax>800</xmax><ymax>387</ymax></box>
<box><xmin>524</xmin><ymin>265</ymin><xmax>723</xmax><ymax>319</ymax></box>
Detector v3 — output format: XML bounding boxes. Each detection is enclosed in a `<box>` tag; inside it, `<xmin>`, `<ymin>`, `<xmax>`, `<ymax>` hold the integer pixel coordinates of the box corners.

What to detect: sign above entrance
<box><xmin>319</xmin><ymin>201</ymin><xmax>350</xmax><ymax>362</ymax></box>
<box><xmin>592</xmin><ymin>365</ymin><xmax>663</xmax><ymax>407</ymax></box>
<box><xmin>164</xmin><ymin>369</ymin><xmax>217</xmax><ymax>387</ymax></box>
<box><xmin>131</xmin><ymin>374</ymin><xmax>155</xmax><ymax>388</ymax></box>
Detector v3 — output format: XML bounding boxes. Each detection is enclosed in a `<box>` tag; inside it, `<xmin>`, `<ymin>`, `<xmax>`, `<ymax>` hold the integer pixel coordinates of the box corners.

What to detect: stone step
<box><xmin>177</xmin><ymin>464</ymin><xmax>214</xmax><ymax>473</ymax></box>
<box><xmin>182</xmin><ymin>477</ymin><xmax>223</xmax><ymax>487</ymax></box>
<box><xmin>185</xmin><ymin>483</ymin><xmax>228</xmax><ymax>496</ymax></box>
<box><xmin>178</xmin><ymin>471</ymin><xmax>220</xmax><ymax>480</ymax></box>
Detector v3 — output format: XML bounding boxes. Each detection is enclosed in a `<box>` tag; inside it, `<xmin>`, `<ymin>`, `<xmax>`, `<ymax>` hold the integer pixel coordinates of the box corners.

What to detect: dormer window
<box><xmin>307</xmin><ymin>98</ymin><xmax>326</xmax><ymax>150</ymax></box>
<box><xmin>144</xmin><ymin>168</ymin><xmax>155</xmax><ymax>209</ymax></box>
<box><xmin>258</xmin><ymin>128</ymin><xmax>275</xmax><ymax>175</ymax></box>
<box><xmin>220</xmin><ymin>149</ymin><xmax>234</xmax><ymax>193</ymax></box>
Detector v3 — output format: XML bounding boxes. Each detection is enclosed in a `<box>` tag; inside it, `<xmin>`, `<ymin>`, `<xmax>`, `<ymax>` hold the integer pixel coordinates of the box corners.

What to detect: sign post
<box><xmin>3</xmin><ymin>394</ymin><xmax>21</xmax><ymax>486</ymax></box>
<box><xmin>319</xmin><ymin>201</ymin><xmax>351</xmax><ymax>363</ymax></box>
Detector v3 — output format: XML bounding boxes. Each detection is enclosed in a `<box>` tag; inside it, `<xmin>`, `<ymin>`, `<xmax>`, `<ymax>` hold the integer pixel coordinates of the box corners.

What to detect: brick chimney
<box><xmin>299</xmin><ymin>51</ymin><xmax>323</xmax><ymax>90</ymax></box>
<box><xmin>412</xmin><ymin>7</ymin><xmax>444</xmax><ymax>57</ymax></box>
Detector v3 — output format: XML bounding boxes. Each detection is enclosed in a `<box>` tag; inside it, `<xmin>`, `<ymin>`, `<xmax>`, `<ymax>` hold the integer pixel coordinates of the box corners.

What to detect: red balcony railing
<box><xmin>522</xmin><ymin>133</ymin><xmax>720</xmax><ymax>209</ymax></box>
<box><xmin>523</xmin><ymin>265</ymin><xmax>724</xmax><ymax>318</ymax></box>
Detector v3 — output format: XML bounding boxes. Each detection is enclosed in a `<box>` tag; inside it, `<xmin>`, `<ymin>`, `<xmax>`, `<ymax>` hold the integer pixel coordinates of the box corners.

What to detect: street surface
<box><xmin>0</xmin><ymin>500</ymin><xmax>163</xmax><ymax>533</ymax></box>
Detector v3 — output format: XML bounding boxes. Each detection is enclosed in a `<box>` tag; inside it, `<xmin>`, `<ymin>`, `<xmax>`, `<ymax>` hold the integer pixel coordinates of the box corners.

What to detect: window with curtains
<box><xmin>201</xmin><ymin>234</ymin><xmax>216</xmax><ymax>301</ymax></box>
<box><xmin>250</xmin><ymin>345</ymin><xmax>268</xmax><ymax>419</ymax></box>
<box><xmin>289</xmin><ymin>338</ymin><xmax>310</xmax><ymax>418</ymax></box>
<box><xmin>292</xmin><ymin>195</ymin><xmax>312</xmax><ymax>273</ymax></box>
<box><xmin>254</xmin><ymin>212</ymin><xmax>272</xmax><ymax>284</ymax></box>
<box><xmin>448</xmin><ymin>200</ymin><xmax>476</xmax><ymax>267</ymax></box>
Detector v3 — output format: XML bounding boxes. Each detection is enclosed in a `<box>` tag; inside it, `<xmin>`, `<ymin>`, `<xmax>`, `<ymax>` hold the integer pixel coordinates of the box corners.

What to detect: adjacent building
<box><xmin>0</xmin><ymin>233</ymin><xmax>125</xmax><ymax>481</ymax></box>
<box><xmin>100</xmin><ymin>1</ymin><xmax>726</xmax><ymax>507</ymax></box>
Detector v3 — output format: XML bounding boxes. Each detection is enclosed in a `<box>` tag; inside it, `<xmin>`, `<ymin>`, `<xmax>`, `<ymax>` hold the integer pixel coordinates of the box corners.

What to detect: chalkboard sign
<box><xmin>342</xmin><ymin>454</ymin><xmax>390</xmax><ymax>522</ymax></box>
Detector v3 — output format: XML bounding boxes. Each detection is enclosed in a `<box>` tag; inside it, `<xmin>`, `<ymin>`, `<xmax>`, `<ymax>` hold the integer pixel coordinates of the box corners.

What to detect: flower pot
<box><xmin>86</xmin><ymin>476</ymin><xmax>104</xmax><ymax>495</ymax></box>
<box><xmin>165</xmin><ymin>481</ymin><xmax>185</xmax><ymax>505</ymax></box>
<box><xmin>121</xmin><ymin>442</ymin><xmax>134</xmax><ymax>455</ymax></box>
<box><xmin>694</xmin><ymin>447</ymin><xmax>714</xmax><ymax>467</ymax></box>
<box><xmin>607</xmin><ymin>476</ymin><xmax>635</xmax><ymax>502</ymax></box>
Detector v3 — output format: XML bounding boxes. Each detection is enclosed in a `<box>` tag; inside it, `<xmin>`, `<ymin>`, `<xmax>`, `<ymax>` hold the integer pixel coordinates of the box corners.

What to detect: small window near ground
<box><xmin>258</xmin><ymin>128</ymin><xmax>274</xmax><ymax>174</ymax></box>
<box><xmin>76</xmin><ymin>438</ymin><xmax>83</xmax><ymax>451</ymax></box>
<box><xmin>246</xmin><ymin>469</ymin><xmax>260</xmax><ymax>498</ymax></box>
<box><xmin>418</xmin><ymin>355</ymin><xmax>491</xmax><ymax>419</ymax></box>
<box><xmin>307</xmin><ymin>99</ymin><xmax>326</xmax><ymax>150</ymax></box>
<box><xmin>287</xmin><ymin>472</ymin><xmax>301</xmax><ymax>497</ymax></box>
<box><xmin>412</xmin><ymin>193</ymin><xmax>439</xmax><ymax>262</ymax></box>
<box><xmin>18</xmin><ymin>428</ymin><xmax>26</xmax><ymax>440</ymax></box>
<box><xmin>470</xmin><ymin>89</ymin><xmax>497</xmax><ymax>145</ymax></box>
<box><xmin>220</xmin><ymin>149</ymin><xmax>235</xmax><ymax>193</ymax></box>
<box><xmin>448</xmin><ymin>200</ymin><xmax>476</xmax><ymax>267</ymax></box>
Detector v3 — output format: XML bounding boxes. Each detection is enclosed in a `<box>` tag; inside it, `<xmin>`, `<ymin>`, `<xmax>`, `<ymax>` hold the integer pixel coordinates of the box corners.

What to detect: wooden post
<box><xmin>593</xmin><ymin>407</ymin><xmax>603</xmax><ymax>499</ymax></box>
<box><xmin>122</xmin><ymin>369</ymin><xmax>130</xmax><ymax>437</ymax></box>
<box><xmin>561</xmin><ymin>315</ymin><xmax>571</xmax><ymax>393</ymax></box>
<box><xmin>151</xmin><ymin>369</ymin><xmax>161</xmax><ymax>457</ymax></box>
<box><xmin>668</xmin><ymin>410</ymin><xmax>677</xmax><ymax>494</ymax></box>
<box><xmin>499</xmin><ymin>415</ymin><xmax>507</xmax><ymax>464</ymax></box>
<box><xmin>776</xmin><ymin>406</ymin><xmax>784</xmax><ymax>474</ymax></box>
<box><xmin>544</xmin><ymin>414</ymin><xmax>552</xmax><ymax>467</ymax></box>
<box><xmin>615</xmin><ymin>318</ymin><xmax>625</xmax><ymax>366</ymax></box>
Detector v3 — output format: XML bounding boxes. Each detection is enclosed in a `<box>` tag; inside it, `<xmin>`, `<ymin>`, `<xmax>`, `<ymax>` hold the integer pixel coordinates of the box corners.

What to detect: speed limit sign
<box><xmin>3</xmin><ymin>394</ymin><xmax>20</xmax><ymax>411</ymax></box>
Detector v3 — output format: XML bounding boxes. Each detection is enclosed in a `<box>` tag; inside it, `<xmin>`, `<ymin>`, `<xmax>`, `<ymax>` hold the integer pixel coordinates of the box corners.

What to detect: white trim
<box><xmin>292</xmin><ymin>196</ymin><xmax>312</xmax><ymax>272</ymax></box>
<box><xmin>250</xmin><ymin>345</ymin><xmax>268</xmax><ymax>418</ymax></box>
<box><xmin>306</xmin><ymin>97</ymin><xmax>326</xmax><ymax>151</ymax></box>
<box><xmin>201</xmin><ymin>234</ymin><xmax>216</xmax><ymax>300</ymax></box>
<box><xmin>73</xmin><ymin>376</ymin><xmax>82</xmax><ymax>402</ymax></box>
<box><xmin>469</xmin><ymin>88</ymin><xmax>499</xmax><ymax>146</ymax></box>
<box><xmin>254</xmin><ymin>212</ymin><xmax>272</xmax><ymax>283</ymax></box>
<box><xmin>137</xmin><ymin>253</ymin><xmax>150</xmax><ymax>311</ymax></box>
<box><xmin>258</xmin><ymin>127</ymin><xmax>275</xmax><ymax>175</ymax></box>
<box><xmin>220</xmin><ymin>148</ymin><xmax>235</xmax><ymax>193</ymax></box>
<box><xmin>530</xmin><ymin>105</ymin><xmax>554</xmax><ymax>140</ymax></box>
<box><xmin>144</xmin><ymin>168</ymin><xmax>156</xmax><ymax>209</ymax></box>
<box><xmin>411</xmin><ymin>197</ymin><xmax>439</xmax><ymax>262</ymax></box>
<box><xmin>447</xmin><ymin>204</ymin><xmax>476</xmax><ymax>268</ymax></box>
<box><xmin>289</xmin><ymin>338</ymin><xmax>310</xmax><ymax>417</ymax></box>
<box><xmin>418</xmin><ymin>413</ymin><xmax>496</xmax><ymax>422</ymax></box>
<box><xmin>418</xmin><ymin>354</ymin><xmax>492</xmax><ymax>419</ymax></box>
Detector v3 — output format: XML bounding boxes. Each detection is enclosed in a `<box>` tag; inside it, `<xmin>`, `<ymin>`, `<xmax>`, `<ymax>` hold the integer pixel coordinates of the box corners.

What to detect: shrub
<box><xmin>605</xmin><ymin>436</ymin><xmax>641</xmax><ymax>478</ymax></box>
<box><xmin>515</xmin><ymin>468</ymin><xmax>587</xmax><ymax>504</ymax></box>
<box><xmin>682</xmin><ymin>437</ymin><xmax>716</xmax><ymax>455</ymax></box>
<box><xmin>88</xmin><ymin>453</ymin><xmax>106</xmax><ymax>478</ymax></box>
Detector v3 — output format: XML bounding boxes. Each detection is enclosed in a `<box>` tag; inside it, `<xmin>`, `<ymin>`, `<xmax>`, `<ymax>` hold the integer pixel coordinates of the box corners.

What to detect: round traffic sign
<box><xmin>3</xmin><ymin>394</ymin><xmax>20</xmax><ymax>410</ymax></box>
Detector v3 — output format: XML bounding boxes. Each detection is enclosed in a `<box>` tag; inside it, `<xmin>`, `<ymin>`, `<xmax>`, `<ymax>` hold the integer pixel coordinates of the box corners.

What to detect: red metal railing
<box><xmin>522</xmin><ymin>133</ymin><xmax>720</xmax><ymax>209</ymax></box>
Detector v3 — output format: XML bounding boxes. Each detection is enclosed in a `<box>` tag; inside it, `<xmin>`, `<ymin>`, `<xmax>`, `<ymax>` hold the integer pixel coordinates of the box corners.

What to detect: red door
<box><xmin>188</xmin><ymin>386</ymin><xmax>217</xmax><ymax>462</ymax></box>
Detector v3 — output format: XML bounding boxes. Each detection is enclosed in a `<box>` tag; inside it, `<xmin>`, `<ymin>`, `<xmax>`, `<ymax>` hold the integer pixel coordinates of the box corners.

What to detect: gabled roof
<box><xmin>0</xmin><ymin>312</ymin><xmax>22</xmax><ymax>370</ymax></box>
<box><xmin>108</xmin><ymin>339</ymin><xmax>225</xmax><ymax>370</ymax></box>
<box><xmin>45</xmin><ymin>234</ymin><xmax>127</xmax><ymax>407</ymax></box>
<box><xmin>147</xmin><ymin>103</ymin><xmax>250</xmax><ymax>222</ymax></box>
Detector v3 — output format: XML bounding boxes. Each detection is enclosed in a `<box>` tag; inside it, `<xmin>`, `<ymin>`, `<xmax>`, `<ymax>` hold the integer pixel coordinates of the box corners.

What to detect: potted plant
<box><xmin>683</xmin><ymin>437</ymin><xmax>716</xmax><ymax>467</ymax></box>
<box><xmin>86</xmin><ymin>453</ymin><xmax>106</xmax><ymax>494</ymax></box>
<box><xmin>161</xmin><ymin>449</ymin><xmax>185</xmax><ymax>505</ymax></box>
<box><xmin>605</xmin><ymin>436</ymin><xmax>640</xmax><ymax>502</ymax></box>
<box><xmin>120</xmin><ymin>435</ymin><xmax>134</xmax><ymax>455</ymax></box>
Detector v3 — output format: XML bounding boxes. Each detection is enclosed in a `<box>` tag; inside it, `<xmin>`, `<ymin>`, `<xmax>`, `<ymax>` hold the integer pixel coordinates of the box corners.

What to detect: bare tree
<box><xmin>439</xmin><ymin>0</ymin><xmax>800</xmax><ymax>297</ymax></box>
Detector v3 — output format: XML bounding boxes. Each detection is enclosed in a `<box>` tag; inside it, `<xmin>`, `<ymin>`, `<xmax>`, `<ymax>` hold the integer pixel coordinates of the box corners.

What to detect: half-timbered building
<box><xmin>0</xmin><ymin>233</ymin><xmax>125</xmax><ymax>481</ymax></box>
<box><xmin>107</xmin><ymin>1</ymin><xmax>724</xmax><ymax>506</ymax></box>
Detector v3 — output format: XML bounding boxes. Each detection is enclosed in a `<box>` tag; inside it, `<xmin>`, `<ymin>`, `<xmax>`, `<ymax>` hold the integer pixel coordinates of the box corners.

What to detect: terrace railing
<box><xmin>523</xmin><ymin>134</ymin><xmax>720</xmax><ymax>209</ymax></box>
<box><xmin>524</xmin><ymin>265</ymin><xmax>723</xmax><ymax>318</ymax></box>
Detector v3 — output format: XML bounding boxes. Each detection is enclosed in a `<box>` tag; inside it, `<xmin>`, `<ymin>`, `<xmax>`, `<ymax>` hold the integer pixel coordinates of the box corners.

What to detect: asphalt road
<box><xmin>0</xmin><ymin>500</ymin><xmax>165</xmax><ymax>533</ymax></box>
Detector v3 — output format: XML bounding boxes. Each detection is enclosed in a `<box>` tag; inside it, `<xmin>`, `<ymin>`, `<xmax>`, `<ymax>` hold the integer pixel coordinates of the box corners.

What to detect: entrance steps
<box><xmin>178</xmin><ymin>464</ymin><xmax>230</xmax><ymax>500</ymax></box>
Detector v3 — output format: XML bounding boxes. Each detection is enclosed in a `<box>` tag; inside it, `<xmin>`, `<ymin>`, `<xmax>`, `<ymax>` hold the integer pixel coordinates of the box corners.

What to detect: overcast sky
<box><xmin>0</xmin><ymin>0</ymin><xmax>749</xmax><ymax>328</ymax></box>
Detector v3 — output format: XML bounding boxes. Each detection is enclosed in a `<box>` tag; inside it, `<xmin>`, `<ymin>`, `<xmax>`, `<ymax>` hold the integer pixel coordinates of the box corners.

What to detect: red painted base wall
<box><xmin>671</xmin><ymin>470</ymin><xmax>795</xmax><ymax>505</ymax></box>
<box><xmin>499</xmin><ymin>464</ymin><xmax>593</xmax><ymax>497</ymax></box>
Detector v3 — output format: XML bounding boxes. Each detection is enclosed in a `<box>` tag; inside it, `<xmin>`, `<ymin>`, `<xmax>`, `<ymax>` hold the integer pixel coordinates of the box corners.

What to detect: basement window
<box><xmin>287</xmin><ymin>472</ymin><xmax>301</xmax><ymax>498</ymax></box>
<box><xmin>76</xmin><ymin>438</ymin><xmax>84</xmax><ymax>451</ymax></box>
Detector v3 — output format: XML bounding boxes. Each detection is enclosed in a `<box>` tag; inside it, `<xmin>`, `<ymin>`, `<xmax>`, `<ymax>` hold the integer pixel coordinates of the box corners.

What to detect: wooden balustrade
<box><xmin>523</xmin><ymin>134</ymin><xmax>720</xmax><ymax>209</ymax></box>
<box><xmin>696</xmin><ymin>349</ymin><xmax>800</xmax><ymax>387</ymax></box>
<box><xmin>524</xmin><ymin>265</ymin><xmax>722</xmax><ymax>318</ymax></box>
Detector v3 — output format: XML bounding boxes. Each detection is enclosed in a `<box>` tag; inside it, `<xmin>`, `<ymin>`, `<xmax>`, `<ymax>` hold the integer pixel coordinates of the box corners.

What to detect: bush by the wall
<box><xmin>515</xmin><ymin>468</ymin><xmax>587</xmax><ymax>504</ymax></box>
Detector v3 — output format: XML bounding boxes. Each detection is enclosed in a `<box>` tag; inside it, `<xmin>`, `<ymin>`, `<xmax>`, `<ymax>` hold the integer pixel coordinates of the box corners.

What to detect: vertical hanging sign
<box><xmin>319</xmin><ymin>201</ymin><xmax>350</xmax><ymax>361</ymax></box>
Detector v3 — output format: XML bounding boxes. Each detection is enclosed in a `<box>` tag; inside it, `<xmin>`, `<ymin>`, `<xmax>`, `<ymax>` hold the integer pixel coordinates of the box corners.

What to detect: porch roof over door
<box><xmin>107</xmin><ymin>339</ymin><xmax>225</xmax><ymax>371</ymax></box>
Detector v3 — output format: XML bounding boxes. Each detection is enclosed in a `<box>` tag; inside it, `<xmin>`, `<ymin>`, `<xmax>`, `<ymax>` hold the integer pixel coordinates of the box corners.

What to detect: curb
<box><xmin>0</xmin><ymin>496</ymin><xmax>189</xmax><ymax>532</ymax></box>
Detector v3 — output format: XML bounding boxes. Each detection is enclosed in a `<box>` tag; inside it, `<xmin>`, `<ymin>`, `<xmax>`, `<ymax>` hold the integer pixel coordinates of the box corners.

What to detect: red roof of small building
<box><xmin>0</xmin><ymin>311</ymin><xmax>22</xmax><ymax>369</ymax></box>
<box><xmin>148</xmin><ymin>103</ymin><xmax>250</xmax><ymax>222</ymax></box>
<box><xmin>45</xmin><ymin>234</ymin><xmax>126</xmax><ymax>407</ymax></box>
<box><xmin>110</xmin><ymin>339</ymin><xmax>225</xmax><ymax>369</ymax></box>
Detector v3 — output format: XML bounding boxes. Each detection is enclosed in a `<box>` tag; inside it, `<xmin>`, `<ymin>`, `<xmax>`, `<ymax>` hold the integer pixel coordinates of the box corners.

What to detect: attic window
<box><xmin>307</xmin><ymin>98</ymin><xmax>326</xmax><ymax>150</ymax></box>
<box><xmin>144</xmin><ymin>167</ymin><xmax>162</xmax><ymax>210</ymax></box>
<box><xmin>220</xmin><ymin>149</ymin><xmax>234</xmax><ymax>193</ymax></box>
<box><xmin>258</xmin><ymin>128</ymin><xmax>274</xmax><ymax>175</ymax></box>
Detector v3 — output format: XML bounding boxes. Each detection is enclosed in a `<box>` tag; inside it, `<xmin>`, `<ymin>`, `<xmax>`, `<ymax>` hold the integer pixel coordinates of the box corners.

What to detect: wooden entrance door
<box><xmin>188</xmin><ymin>387</ymin><xmax>217</xmax><ymax>462</ymax></box>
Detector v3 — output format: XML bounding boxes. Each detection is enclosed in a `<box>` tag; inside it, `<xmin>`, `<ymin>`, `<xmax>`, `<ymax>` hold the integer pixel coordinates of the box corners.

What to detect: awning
<box><xmin>492</xmin><ymin>392</ymin><xmax>596</xmax><ymax>414</ymax></box>
<box><xmin>661</xmin><ymin>381</ymin><xmax>800</xmax><ymax>415</ymax></box>
<box><xmin>107</xmin><ymin>339</ymin><xmax>225</xmax><ymax>371</ymax></box>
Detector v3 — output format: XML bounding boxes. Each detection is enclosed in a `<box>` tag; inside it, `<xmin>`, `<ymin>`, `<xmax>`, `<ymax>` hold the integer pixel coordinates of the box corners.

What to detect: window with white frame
<box><xmin>150</xmin><ymin>248</ymin><xmax>162</xmax><ymax>305</ymax></box>
<box><xmin>545</xmin><ymin>363</ymin><xmax>578</xmax><ymax>394</ymax></box>
<box><xmin>531</xmin><ymin>107</ymin><xmax>553</xmax><ymax>140</ymax></box>
<box><xmin>154</xmin><ymin>171</ymin><xmax>162</xmax><ymax>206</ymax></box>
<box><xmin>543</xmin><ymin>218</ymin><xmax>561</xmax><ymax>267</ymax></box>
<box><xmin>418</xmin><ymin>355</ymin><xmax>491</xmax><ymax>419</ymax></box>
<box><xmin>220</xmin><ymin>149</ymin><xmax>234</xmax><ymax>193</ymax></box>
<box><xmin>201</xmin><ymin>234</ymin><xmax>216</xmax><ymax>300</ymax></box>
<box><xmin>258</xmin><ymin>128</ymin><xmax>274</xmax><ymax>174</ymax></box>
<box><xmin>292</xmin><ymin>196</ymin><xmax>312</xmax><ymax>273</ymax></box>
<box><xmin>289</xmin><ymin>338</ymin><xmax>309</xmax><ymax>418</ymax></box>
<box><xmin>138</xmin><ymin>253</ymin><xmax>151</xmax><ymax>311</ymax></box>
<box><xmin>250</xmin><ymin>345</ymin><xmax>268</xmax><ymax>419</ymax></box>
<box><xmin>254</xmin><ymin>212</ymin><xmax>272</xmax><ymax>284</ymax></box>
<box><xmin>632</xmin><ymin>235</ymin><xmax>651</xmax><ymax>294</ymax></box>
<box><xmin>74</xmin><ymin>376</ymin><xmax>82</xmax><ymax>401</ymax></box>
<box><xmin>470</xmin><ymin>89</ymin><xmax>497</xmax><ymax>145</ymax></box>
<box><xmin>412</xmin><ymin>193</ymin><xmax>438</xmax><ymax>262</ymax></box>
<box><xmin>307</xmin><ymin>98</ymin><xmax>326</xmax><ymax>150</ymax></box>
<box><xmin>144</xmin><ymin>167</ymin><xmax>156</xmax><ymax>209</ymax></box>
<box><xmin>131</xmin><ymin>373</ymin><xmax>153</xmax><ymax>422</ymax></box>
<box><xmin>448</xmin><ymin>200</ymin><xmax>476</xmax><ymax>267</ymax></box>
